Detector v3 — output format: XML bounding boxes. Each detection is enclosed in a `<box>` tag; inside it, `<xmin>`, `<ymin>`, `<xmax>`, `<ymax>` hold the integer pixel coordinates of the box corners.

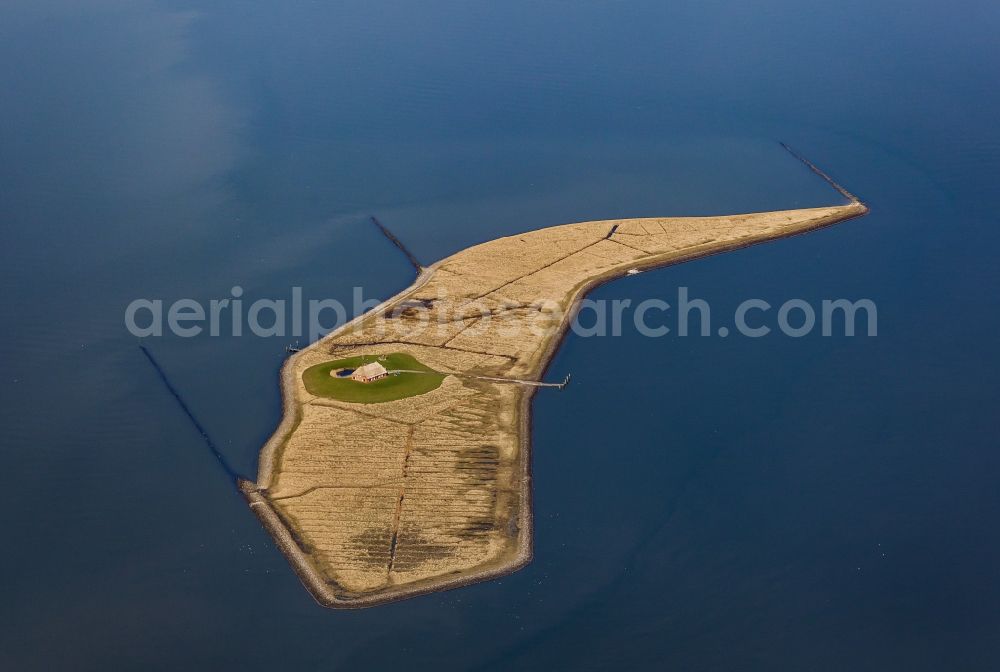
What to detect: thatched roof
<box><xmin>352</xmin><ymin>362</ymin><xmax>388</xmax><ymax>381</ymax></box>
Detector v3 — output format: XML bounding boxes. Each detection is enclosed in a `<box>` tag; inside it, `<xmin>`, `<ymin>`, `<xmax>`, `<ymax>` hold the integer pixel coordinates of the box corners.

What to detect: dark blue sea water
<box><xmin>2</xmin><ymin>1</ymin><xmax>999</xmax><ymax>669</ymax></box>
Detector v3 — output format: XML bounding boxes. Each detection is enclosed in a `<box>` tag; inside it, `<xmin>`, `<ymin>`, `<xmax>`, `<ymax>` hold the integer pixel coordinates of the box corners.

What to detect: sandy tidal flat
<box><xmin>245</xmin><ymin>202</ymin><xmax>868</xmax><ymax>607</ymax></box>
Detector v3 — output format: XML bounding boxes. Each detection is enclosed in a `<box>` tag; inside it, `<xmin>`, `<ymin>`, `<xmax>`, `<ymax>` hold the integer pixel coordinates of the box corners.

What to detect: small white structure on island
<box><xmin>351</xmin><ymin>362</ymin><xmax>388</xmax><ymax>383</ymax></box>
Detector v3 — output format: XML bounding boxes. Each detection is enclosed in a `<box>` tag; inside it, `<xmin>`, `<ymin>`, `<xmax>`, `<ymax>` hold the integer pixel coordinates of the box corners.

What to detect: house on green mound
<box><xmin>351</xmin><ymin>362</ymin><xmax>388</xmax><ymax>383</ymax></box>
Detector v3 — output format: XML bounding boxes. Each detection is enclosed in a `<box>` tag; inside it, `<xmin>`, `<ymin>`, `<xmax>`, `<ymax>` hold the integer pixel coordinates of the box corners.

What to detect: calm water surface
<box><xmin>2</xmin><ymin>1</ymin><xmax>999</xmax><ymax>669</ymax></box>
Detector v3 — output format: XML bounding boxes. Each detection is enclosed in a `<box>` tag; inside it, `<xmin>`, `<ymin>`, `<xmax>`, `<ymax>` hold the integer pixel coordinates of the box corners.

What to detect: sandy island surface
<box><xmin>242</xmin><ymin>200</ymin><xmax>869</xmax><ymax>608</ymax></box>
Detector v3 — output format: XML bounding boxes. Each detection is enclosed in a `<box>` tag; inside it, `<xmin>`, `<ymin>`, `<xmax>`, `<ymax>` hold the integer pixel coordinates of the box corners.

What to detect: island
<box><xmin>242</xmin><ymin>194</ymin><xmax>868</xmax><ymax>608</ymax></box>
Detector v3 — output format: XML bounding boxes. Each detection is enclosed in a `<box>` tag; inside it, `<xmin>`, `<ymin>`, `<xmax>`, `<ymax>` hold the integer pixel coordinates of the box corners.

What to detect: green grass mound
<box><xmin>302</xmin><ymin>352</ymin><xmax>445</xmax><ymax>404</ymax></box>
